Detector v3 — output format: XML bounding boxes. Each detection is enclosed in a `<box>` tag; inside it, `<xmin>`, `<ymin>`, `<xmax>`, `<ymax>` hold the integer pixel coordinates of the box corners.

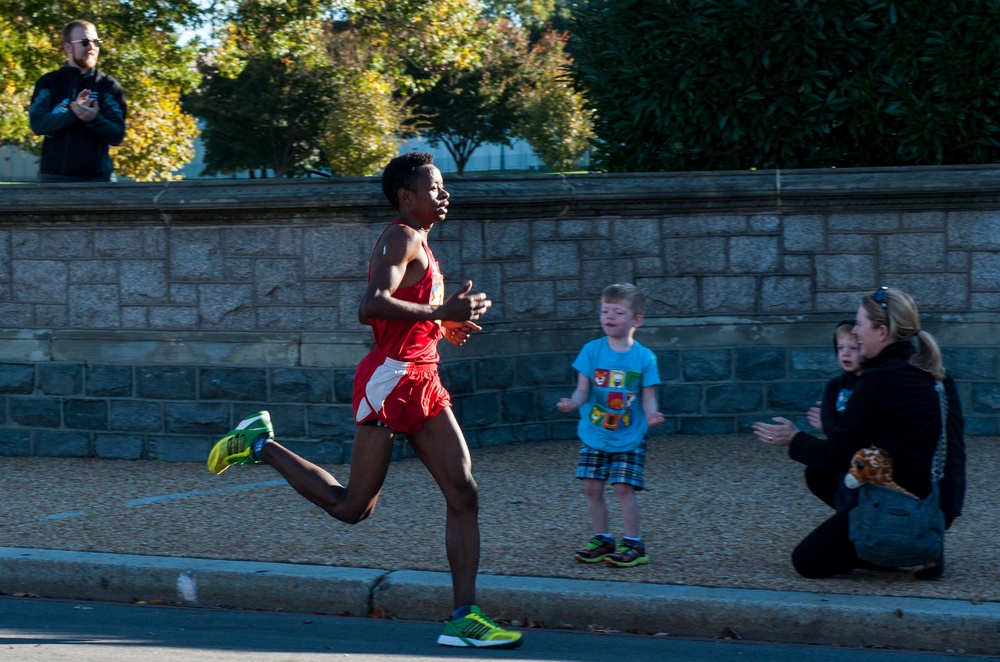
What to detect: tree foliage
<box><xmin>570</xmin><ymin>0</ymin><xmax>1000</xmax><ymax>171</ymax></box>
<box><xmin>0</xmin><ymin>0</ymin><xmax>203</xmax><ymax>180</ymax></box>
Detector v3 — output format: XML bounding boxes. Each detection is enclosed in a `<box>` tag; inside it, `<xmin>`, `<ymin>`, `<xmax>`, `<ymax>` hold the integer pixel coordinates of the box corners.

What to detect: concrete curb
<box><xmin>3</xmin><ymin>547</ymin><xmax>998</xmax><ymax>654</ymax></box>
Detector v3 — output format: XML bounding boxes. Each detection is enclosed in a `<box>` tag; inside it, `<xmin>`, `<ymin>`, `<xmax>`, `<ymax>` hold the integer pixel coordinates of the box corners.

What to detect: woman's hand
<box><xmin>752</xmin><ymin>416</ymin><xmax>800</xmax><ymax>447</ymax></box>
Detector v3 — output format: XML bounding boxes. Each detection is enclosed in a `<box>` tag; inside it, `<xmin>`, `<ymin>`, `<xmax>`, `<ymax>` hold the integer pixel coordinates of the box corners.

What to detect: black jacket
<box><xmin>789</xmin><ymin>341</ymin><xmax>966</xmax><ymax>524</ymax></box>
<box><xmin>29</xmin><ymin>65</ymin><xmax>127</xmax><ymax>179</ymax></box>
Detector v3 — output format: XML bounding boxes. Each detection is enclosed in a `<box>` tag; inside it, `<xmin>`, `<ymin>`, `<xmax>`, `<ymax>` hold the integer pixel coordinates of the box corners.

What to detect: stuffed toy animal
<box><xmin>844</xmin><ymin>447</ymin><xmax>916</xmax><ymax>497</ymax></box>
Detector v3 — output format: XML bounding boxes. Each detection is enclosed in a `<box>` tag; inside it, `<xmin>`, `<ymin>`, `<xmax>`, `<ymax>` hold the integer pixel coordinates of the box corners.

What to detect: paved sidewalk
<box><xmin>2</xmin><ymin>435</ymin><xmax>999</xmax><ymax>653</ymax></box>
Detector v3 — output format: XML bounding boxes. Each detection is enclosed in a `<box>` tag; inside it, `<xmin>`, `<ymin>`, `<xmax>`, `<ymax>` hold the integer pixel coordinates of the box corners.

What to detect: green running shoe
<box><xmin>206</xmin><ymin>411</ymin><xmax>273</xmax><ymax>475</ymax></box>
<box><xmin>437</xmin><ymin>606</ymin><xmax>523</xmax><ymax>649</ymax></box>
<box><xmin>574</xmin><ymin>536</ymin><xmax>616</xmax><ymax>563</ymax></box>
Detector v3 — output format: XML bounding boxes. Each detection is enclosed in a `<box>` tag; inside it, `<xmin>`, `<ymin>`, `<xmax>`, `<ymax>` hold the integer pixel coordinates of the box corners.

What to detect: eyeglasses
<box><xmin>69</xmin><ymin>38</ymin><xmax>103</xmax><ymax>48</ymax></box>
<box><xmin>873</xmin><ymin>286</ymin><xmax>890</xmax><ymax>333</ymax></box>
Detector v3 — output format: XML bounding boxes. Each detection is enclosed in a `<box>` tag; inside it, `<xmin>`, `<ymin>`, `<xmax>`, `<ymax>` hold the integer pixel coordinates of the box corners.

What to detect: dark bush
<box><xmin>569</xmin><ymin>0</ymin><xmax>1000</xmax><ymax>171</ymax></box>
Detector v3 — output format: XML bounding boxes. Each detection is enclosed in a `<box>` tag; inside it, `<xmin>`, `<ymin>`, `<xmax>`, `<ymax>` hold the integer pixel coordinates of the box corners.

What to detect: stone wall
<box><xmin>1</xmin><ymin>165</ymin><xmax>998</xmax><ymax>461</ymax></box>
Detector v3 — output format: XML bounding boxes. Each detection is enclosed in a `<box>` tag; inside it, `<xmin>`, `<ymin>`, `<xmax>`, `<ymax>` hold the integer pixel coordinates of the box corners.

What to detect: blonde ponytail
<box><xmin>912</xmin><ymin>329</ymin><xmax>946</xmax><ymax>380</ymax></box>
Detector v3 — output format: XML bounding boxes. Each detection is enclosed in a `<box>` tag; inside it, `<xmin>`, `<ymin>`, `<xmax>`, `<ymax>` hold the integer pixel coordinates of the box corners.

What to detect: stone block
<box><xmin>305</xmin><ymin>405</ymin><xmax>355</xmax><ymax>439</ymax></box>
<box><xmin>0</xmin><ymin>430</ymin><xmax>31</xmax><ymax>456</ymax></box>
<box><xmin>0</xmin><ymin>304</ymin><xmax>32</xmax><ymax>327</ymax></box>
<box><xmin>255</xmin><ymin>259</ymin><xmax>303</xmax><ymax>304</ymax></box>
<box><xmin>95</xmin><ymin>433</ymin><xmax>145</xmax><ymax>460</ymax></box>
<box><xmin>971</xmin><ymin>252</ymin><xmax>1000</xmax><ymax>288</ymax></box>
<box><xmin>761</xmin><ymin>276</ymin><xmax>812</xmax><ymax>313</ymax></box>
<box><xmin>138</xmin><ymin>366</ymin><xmax>197</xmax><ymax>400</ymax></box>
<box><xmin>782</xmin><ymin>254</ymin><xmax>812</xmax><ymax>274</ymax></box>
<box><xmin>109</xmin><ymin>401</ymin><xmax>162</xmax><ymax>432</ymax></box>
<box><xmin>815</xmin><ymin>291</ymin><xmax>863</xmax><ymax>314</ymax></box>
<box><xmin>271</xmin><ymin>368</ymin><xmax>333</xmax><ymax>403</ymax></box>
<box><xmin>655</xmin><ymin>351</ymin><xmax>680</xmax><ymax>381</ymax></box>
<box><xmin>256</xmin><ymin>306</ymin><xmax>340</xmax><ymax>331</ymax></box>
<box><xmin>64</xmin><ymin>399</ymin><xmax>108</xmax><ymax>430</ymax></box>
<box><xmin>943</xmin><ymin>348</ymin><xmax>998</xmax><ymax>380</ymax></box>
<box><xmin>170</xmin><ymin>284</ymin><xmax>198</xmax><ymax>304</ymax></box>
<box><xmin>34</xmin><ymin>431</ymin><xmax>90</xmax><ymax>457</ymax></box>
<box><xmin>276</xmin><ymin>227</ymin><xmax>302</xmax><ymax>256</ymax></box>
<box><xmin>223</xmin><ymin>227</ymin><xmax>281</xmax><ymax>256</ymax></box>
<box><xmin>768</xmin><ymin>382</ymin><xmax>823</xmax><ymax>410</ymax></box>
<box><xmin>734</xmin><ymin>348</ymin><xmax>786</xmax><ymax>380</ymax></box>
<box><xmin>782</xmin><ymin>215</ymin><xmax>824</xmax><ymax>252</ymax></box>
<box><xmin>516</xmin><ymin>423</ymin><xmax>549</xmax><ymax>443</ymax></box>
<box><xmin>333</xmin><ymin>371</ymin><xmax>355</xmax><ymax>403</ymax></box>
<box><xmin>70</xmin><ymin>260</ymin><xmax>117</xmax><ymax>283</ymax></box>
<box><xmin>121</xmin><ymin>261</ymin><xmax>168</xmax><ymax>304</ymax></box>
<box><xmin>143</xmin><ymin>228</ymin><xmax>167</xmax><ymax>257</ymax></box>
<box><xmin>946</xmin><ymin>211</ymin><xmax>1000</xmax><ymax>249</ymax></box>
<box><xmin>580</xmin><ymin>259</ymin><xmax>635</xmax><ymax>286</ymax></box>
<box><xmin>664</xmin><ymin>237</ymin><xmax>726</xmax><ymax>274</ymax></box>
<box><xmin>9</xmin><ymin>397</ymin><xmax>60</xmax><ymax>427</ymax></box>
<box><xmin>38</xmin><ymin>364</ymin><xmax>83</xmax><ymax>395</ymax></box>
<box><xmin>152</xmin><ymin>435</ymin><xmax>213</xmax><ymax>463</ymax></box>
<box><xmin>879</xmin><ymin>233</ymin><xmax>945</xmax><ymax>272</ymax></box>
<box><xmin>94</xmin><ymin>229</ymin><xmax>144</xmax><ymax>258</ymax></box>
<box><xmin>13</xmin><ymin>229</ymin><xmax>91</xmax><ymax>258</ymax></box>
<box><xmin>659</xmin><ymin>384</ymin><xmax>701</xmax><ymax>414</ymax></box>
<box><xmin>533</xmin><ymin>241</ymin><xmax>579</xmax><ymax>278</ymax></box>
<box><xmin>749</xmin><ymin>215</ymin><xmax>781</xmax><ymax>232</ymax></box>
<box><xmin>662</xmin><ymin>215</ymin><xmax>746</xmax><ymax>236</ymax></box>
<box><xmin>122</xmin><ymin>307</ymin><xmax>148</xmax><ymax>327</ymax></box>
<box><xmin>456</xmin><ymin>393</ymin><xmax>500</xmax><ymax>426</ymax></box>
<box><xmin>304</xmin><ymin>281</ymin><xmax>339</xmax><ymax>304</ymax></box>
<box><xmin>880</xmin><ymin>273</ymin><xmax>966</xmax><ymax>311</ymax></box>
<box><xmin>257</xmin><ymin>404</ymin><xmax>307</xmax><ymax>437</ymax></box>
<box><xmin>200</xmin><ymin>367</ymin><xmax>268</xmax><ymax>401</ymax></box>
<box><xmin>946</xmin><ymin>251</ymin><xmax>969</xmax><ymax>271</ymax></box>
<box><xmin>431</xmin><ymin>362</ymin><xmax>471</xmax><ymax>398</ymax></box>
<box><xmin>970</xmin><ymin>292</ymin><xmax>1000</xmax><ymax>312</ymax></box>
<box><xmin>13</xmin><ymin>260</ymin><xmax>67</xmax><ymax>302</ymax></box>
<box><xmin>303</xmin><ymin>226</ymin><xmax>373</xmax><ymax>278</ymax></box>
<box><xmin>483</xmin><ymin>222</ymin><xmax>531</xmax><ymax>260</ymax></box>
<box><xmin>472</xmin><ymin>426</ymin><xmax>513</xmax><ymax>447</ymax></box>
<box><xmin>284</xmin><ymin>440</ymin><xmax>344</xmax><ymax>465</ymax></box>
<box><xmin>828</xmin><ymin>212</ymin><xmax>898</xmax><ymax>232</ymax></box>
<box><xmin>558</xmin><ymin>218</ymin><xmax>610</xmax><ymax>239</ymax></box>
<box><xmin>535</xmin><ymin>387</ymin><xmax>571</xmax><ymax>421</ymax></box>
<box><xmin>971</xmin><ymin>384</ymin><xmax>1000</xmax><ymax>413</ymax></box>
<box><xmin>198</xmin><ymin>284</ymin><xmax>255</xmax><ymax>329</ymax></box>
<box><xmin>705</xmin><ymin>384</ymin><xmax>762</xmax><ymax>413</ymax></box>
<box><xmin>168</xmin><ymin>229</ymin><xmax>224</xmax><ymax>280</ymax></box>
<box><xmin>501</xmin><ymin>390</ymin><xmax>534</xmax><ymax>422</ymax></box>
<box><xmin>87</xmin><ymin>365</ymin><xmax>133</xmax><ymax>397</ymax></box>
<box><xmin>682</xmin><ymin>349</ymin><xmax>730</xmax><ymax>381</ymax></box>
<box><xmin>815</xmin><ymin>254</ymin><xmax>875</xmax><ymax>290</ymax></box>
<box><xmin>503</xmin><ymin>280</ymin><xmax>556</xmax><ymax>317</ymax></box>
<box><xmin>36</xmin><ymin>305</ymin><xmax>68</xmax><ymax>327</ymax></box>
<box><xmin>68</xmin><ymin>284</ymin><xmax>120</xmax><ymax>328</ymax></box>
<box><xmin>613</xmin><ymin>218</ymin><xmax>661</xmax><ymax>256</ymax></box>
<box><xmin>164</xmin><ymin>402</ymin><xmax>230</xmax><ymax>434</ymax></box>
<box><xmin>964</xmin><ymin>417</ymin><xmax>998</xmax><ymax>436</ymax></box>
<box><xmin>636</xmin><ymin>277</ymin><xmax>699</xmax><ymax>316</ymax></box>
<box><xmin>701</xmin><ymin>277</ymin><xmax>756</xmax><ymax>313</ymax></box>
<box><xmin>901</xmin><ymin>211</ymin><xmax>944</xmax><ymax>229</ymax></box>
<box><xmin>729</xmin><ymin>236</ymin><xmax>779</xmax><ymax>273</ymax></box>
<box><xmin>789</xmin><ymin>349</ymin><xmax>839</xmax><ymax>379</ymax></box>
<box><xmin>474</xmin><ymin>358</ymin><xmax>515</xmax><ymax>390</ymax></box>
<box><xmin>150</xmin><ymin>307</ymin><xmax>199</xmax><ymax>328</ymax></box>
<box><xmin>459</xmin><ymin>221</ymin><xmax>484</xmax><ymax>261</ymax></box>
<box><xmin>515</xmin><ymin>354</ymin><xmax>574</xmax><ymax>387</ymax></box>
<box><xmin>678</xmin><ymin>416</ymin><xmax>733</xmax><ymax>435</ymax></box>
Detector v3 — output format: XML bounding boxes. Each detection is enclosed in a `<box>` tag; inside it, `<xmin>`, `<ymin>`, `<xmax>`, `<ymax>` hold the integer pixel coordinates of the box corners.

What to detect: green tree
<box><xmin>0</xmin><ymin>0</ymin><xmax>203</xmax><ymax>180</ymax></box>
<box><xmin>413</xmin><ymin>21</ymin><xmax>528</xmax><ymax>174</ymax></box>
<box><xmin>570</xmin><ymin>0</ymin><xmax>1000</xmax><ymax>172</ymax></box>
<box><xmin>516</xmin><ymin>30</ymin><xmax>592</xmax><ymax>171</ymax></box>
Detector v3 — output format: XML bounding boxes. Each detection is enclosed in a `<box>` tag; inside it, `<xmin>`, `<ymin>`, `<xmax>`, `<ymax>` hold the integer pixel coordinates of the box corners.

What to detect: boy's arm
<box><xmin>557</xmin><ymin>372</ymin><xmax>590</xmax><ymax>412</ymax></box>
<box><xmin>641</xmin><ymin>385</ymin><xmax>665</xmax><ymax>428</ymax></box>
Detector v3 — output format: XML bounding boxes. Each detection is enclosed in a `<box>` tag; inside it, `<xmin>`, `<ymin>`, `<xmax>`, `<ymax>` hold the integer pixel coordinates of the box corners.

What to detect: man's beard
<box><xmin>71</xmin><ymin>53</ymin><xmax>97</xmax><ymax>70</ymax></box>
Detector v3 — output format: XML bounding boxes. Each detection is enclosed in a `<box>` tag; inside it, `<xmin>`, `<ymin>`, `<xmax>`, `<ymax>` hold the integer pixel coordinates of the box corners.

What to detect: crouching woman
<box><xmin>753</xmin><ymin>287</ymin><xmax>966</xmax><ymax>579</ymax></box>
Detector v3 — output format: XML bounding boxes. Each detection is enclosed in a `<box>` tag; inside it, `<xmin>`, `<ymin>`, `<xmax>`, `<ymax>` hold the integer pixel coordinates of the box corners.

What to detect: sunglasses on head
<box><xmin>873</xmin><ymin>286</ymin><xmax>890</xmax><ymax>333</ymax></box>
<box><xmin>69</xmin><ymin>38</ymin><xmax>103</xmax><ymax>47</ymax></box>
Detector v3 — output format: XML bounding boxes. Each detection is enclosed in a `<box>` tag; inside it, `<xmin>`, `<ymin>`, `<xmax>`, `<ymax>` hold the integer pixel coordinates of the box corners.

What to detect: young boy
<box><xmin>557</xmin><ymin>283</ymin><xmax>664</xmax><ymax>567</ymax></box>
<box><xmin>806</xmin><ymin>319</ymin><xmax>863</xmax><ymax>436</ymax></box>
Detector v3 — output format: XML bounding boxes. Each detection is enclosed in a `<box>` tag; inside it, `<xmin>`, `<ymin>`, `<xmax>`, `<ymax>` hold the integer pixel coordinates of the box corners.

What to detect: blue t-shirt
<box><xmin>571</xmin><ymin>337</ymin><xmax>661</xmax><ymax>452</ymax></box>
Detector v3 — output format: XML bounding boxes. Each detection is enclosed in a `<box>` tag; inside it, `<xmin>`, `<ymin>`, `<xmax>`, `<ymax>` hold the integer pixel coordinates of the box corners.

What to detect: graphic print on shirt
<box><xmin>587</xmin><ymin>369</ymin><xmax>642</xmax><ymax>430</ymax></box>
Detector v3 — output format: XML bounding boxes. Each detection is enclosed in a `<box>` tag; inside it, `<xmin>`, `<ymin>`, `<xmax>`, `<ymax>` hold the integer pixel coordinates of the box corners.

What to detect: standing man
<box><xmin>29</xmin><ymin>19</ymin><xmax>127</xmax><ymax>182</ymax></box>
<box><xmin>207</xmin><ymin>153</ymin><xmax>523</xmax><ymax>649</ymax></box>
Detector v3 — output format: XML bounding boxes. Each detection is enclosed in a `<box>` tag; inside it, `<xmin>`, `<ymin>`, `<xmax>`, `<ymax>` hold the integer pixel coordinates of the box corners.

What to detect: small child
<box><xmin>807</xmin><ymin>319</ymin><xmax>863</xmax><ymax>435</ymax></box>
<box><xmin>557</xmin><ymin>283</ymin><xmax>664</xmax><ymax>567</ymax></box>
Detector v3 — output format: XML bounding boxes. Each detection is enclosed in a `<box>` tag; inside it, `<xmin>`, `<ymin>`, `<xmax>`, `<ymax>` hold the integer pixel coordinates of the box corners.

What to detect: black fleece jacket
<box><xmin>789</xmin><ymin>341</ymin><xmax>966</xmax><ymax>525</ymax></box>
<box><xmin>29</xmin><ymin>65</ymin><xmax>127</xmax><ymax>179</ymax></box>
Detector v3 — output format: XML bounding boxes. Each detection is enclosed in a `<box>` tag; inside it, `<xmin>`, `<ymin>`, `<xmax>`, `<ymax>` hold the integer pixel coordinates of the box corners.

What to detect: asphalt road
<box><xmin>0</xmin><ymin>596</ymin><xmax>993</xmax><ymax>662</ymax></box>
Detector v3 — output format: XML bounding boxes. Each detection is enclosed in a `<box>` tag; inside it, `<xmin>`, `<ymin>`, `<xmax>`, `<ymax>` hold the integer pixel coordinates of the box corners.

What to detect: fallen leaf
<box><xmin>720</xmin><ymin>627</ymin><xmax>742</xmax><ymax>640</ymax></box>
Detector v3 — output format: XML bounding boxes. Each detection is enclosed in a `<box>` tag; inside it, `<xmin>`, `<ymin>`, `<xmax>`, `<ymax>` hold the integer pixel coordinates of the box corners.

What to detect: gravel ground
<box><xmin>3</xmin><ymin>434</ymin><xmax>997</xmax><ymax>604</ymax></box>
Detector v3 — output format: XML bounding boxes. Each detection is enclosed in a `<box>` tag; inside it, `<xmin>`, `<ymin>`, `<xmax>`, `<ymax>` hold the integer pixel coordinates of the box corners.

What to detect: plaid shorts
<box><xmin>575</xmin><ymin>439</ymin><xmax>647</xmax><ymax>490</ymax></box>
